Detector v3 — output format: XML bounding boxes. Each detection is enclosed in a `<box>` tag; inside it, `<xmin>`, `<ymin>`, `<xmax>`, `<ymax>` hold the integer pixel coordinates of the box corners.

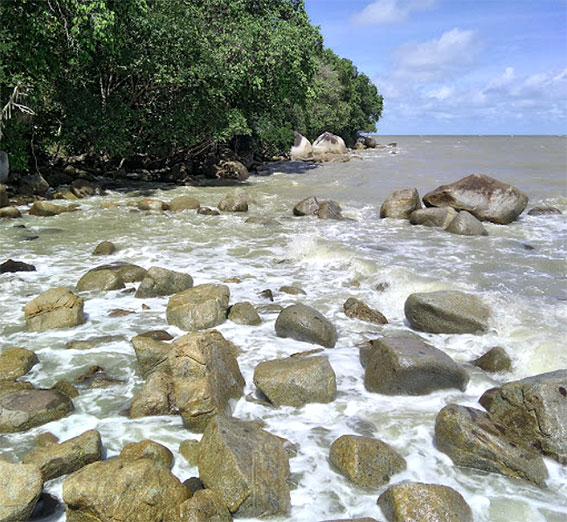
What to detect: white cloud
<box><xmin>352</xmin><ymin>0</ymin><xmax>436</xmax><ymax>26</ymax></box>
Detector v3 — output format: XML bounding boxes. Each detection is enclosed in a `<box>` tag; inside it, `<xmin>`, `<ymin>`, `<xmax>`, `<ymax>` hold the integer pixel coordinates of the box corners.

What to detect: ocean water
<box><xmin>0</xmin><ymin>135</ymin><xmax>566</xmax><ymax>521</ymax></box>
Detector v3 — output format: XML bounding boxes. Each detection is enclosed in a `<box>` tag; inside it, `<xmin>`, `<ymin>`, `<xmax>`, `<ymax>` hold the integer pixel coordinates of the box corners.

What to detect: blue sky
<box><xmin>304</xmin><ymin>0</ymin><xmax>567</xmax><ymax>134</ymax></box>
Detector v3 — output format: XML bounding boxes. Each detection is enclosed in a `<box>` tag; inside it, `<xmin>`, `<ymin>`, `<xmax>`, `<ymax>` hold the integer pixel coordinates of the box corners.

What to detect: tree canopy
<box><xmin>0</xmin><ymin>0</ymin><xmax>383</xmax><ymax>171</ymax></box>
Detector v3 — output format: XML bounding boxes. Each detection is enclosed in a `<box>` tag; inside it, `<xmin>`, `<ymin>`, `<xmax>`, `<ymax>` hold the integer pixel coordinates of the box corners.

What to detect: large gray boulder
<box><xmin>275</xmin><ymin>304</ymin><xmax>338</xmax><ymax>348</ymax></box>
<box><xmin>435</xmin><ymin>404</ymin><xmax>548</xmax><ymax>486</ymax></box>
<box><xmin>135</xmin><ymin>266</ymin><xmax>193</xmax><ymax>298</ymax></box>
<box><xmin>380</xmin><ymin>188</ymin><xmax>421</xmax><ymax>219</ymax></box>
<box><xmin>409</xmin><ymin>207</ymin><xmax>457</xmax><ymax>228</ymax></box>
<box><xmin>404</xmin><ymin>290</ymin><xmax>490</xmax><ymax>334</ymax></box>
<box><xmin>24</xmin><ymin>287</ymin><xmax>86</xmax><ymax>332</ymax></box>
<box><xmin>253</xmin><ymin>355</ymin><xmax>336</xmax><ymax>407</ymax></box>
<box><xmin>471</xmin><ymin>346</ymin><xmax>512</xmax><ymax>373</ymax></box>
<box><xmin>423</xmin><ymin>174</ymin><xmax>528</xmax><ymax>224</ymax></box>
<box><xmin>364</xmin><ymin>336</ymin><xmax>469</xmax><ymax>395</ymax></box>
<box><xmin>377</xmin><ymin>482</ymin><xmax>473</xmax><ymax>522</ymax></box>
<box><xmin>479</xmin><ymin>370</ymin><xmax>567</xmax><ymax>464</ymax></box>
<box><xmin>312</xmin><ymin>132</ymin><xmax>347</xmax><ymax>154</ymax></box>
<box><xmin>290</xmin><ymin>132</ymin><xmax>313</xmax><ymax>158</ymax></box>
<box><xmin>76</xmin><ymin>267</ymin><xmax>125</xmax><ymax>292</ymax></box>
<box><xmin>0</xmin><ymin>461</ymin><xmax>43</xmax><ymax>522</ymax></box>
<box><xmin>22</xmin><ymin>429</ymin><xmax>102</xmax><ymax>480</ymax></box>
<box><xmin>166</xmin><ymin>284</ymin><xmax>230</xmax><ymax>331</ymax></box>
<box><xmin>329</xmin><ymin>435</ymin><xmax>406</xmax><ymax>488</ymax></box>
<box><xmin>0</xmin><ymin>347</ymin><xmax>39</xmax><ymax>381</ymax></box>
<box><xmin>0</xmin><ymin>151</ymin><xmax>8</xmax><ymax>184</ymax></box>
<box><xmin>198</xmin><ymin>416</ymin><xmax>290</xmax><ymax>517</ymax></box>
<box><xmin>169</xmin><ymin>330</ymin><xmax>244</xmax><ymax>431</ymax></box>
<box><xmin>445</xmin><ymin>210</ymin><xmax>488</xmax><ymax>236</ymax></box>
<box><xmin>62</xmin><ymin>458</ymin><xmax>189</xmax><ymax>522</ymax></box>
<box><xmin>0</xmin><ymin>388</ymin><xmax>73</xmax><ymax>433</ymax></box>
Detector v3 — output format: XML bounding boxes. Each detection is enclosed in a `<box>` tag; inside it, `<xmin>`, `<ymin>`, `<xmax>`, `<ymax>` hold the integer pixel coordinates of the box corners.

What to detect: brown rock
<box><xmin>0</xmin><ymin>347</ymin><xmax>38</xmax><ymax>380</ymax></box>
<box><xmin>119</xmin><ymin>439</ymin><xmax>173</xmax><ymax>469</ymax></box>
<box><xmin>169</xmin><ymin>195</ymin><xmax>200</xmax><ymax>211</ymax></box>
<box><xmin>178</xmin><ymin>489</ymin><xmax>232</xmax><ymax>522</ymax></box>
<box><xmin>130</xmin><ymin>371</ymin><xmax>176</xmax><ymax>419</ymax></box>
<box><xmin>0</xmin><ymin>461</ymin><xmax>43</xmax><ymax>522</ymax></box>
<box><xmin>92</xmin><ymin>241</ymin><xmax>116</xmax><ymax>255</ymax></box>
<box><xmin>343</xmin><ymin>297</ymin><xmax>387</xmax><ymax>325</ymax></box>
<box><xmin>471</xmin><ymin>346</ymin><xmax>512</xmax><ymax>373</ymax></box>
<box><xmin>380</xmin><ymin>188</ymin><xmax>421</xmax><ymax>219</ymax></box>
<box><xmin>24</xmin><ymin>287</ymin><xmax>86</xmax><ymax>332</ymax></box>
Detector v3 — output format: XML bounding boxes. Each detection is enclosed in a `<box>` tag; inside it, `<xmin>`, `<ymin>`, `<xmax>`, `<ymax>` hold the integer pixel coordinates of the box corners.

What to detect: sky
<box><xmin>304</xmin><ymin>0</ymin><xmax>567</xmax><ymax>135</ymax></box>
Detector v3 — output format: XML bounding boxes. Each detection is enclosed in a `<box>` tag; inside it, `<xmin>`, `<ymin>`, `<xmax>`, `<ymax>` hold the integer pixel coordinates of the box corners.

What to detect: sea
<box><xmin>0</xmin><ymin>135</ymin><xmax>566</xmax><ymax>521</ymax></box>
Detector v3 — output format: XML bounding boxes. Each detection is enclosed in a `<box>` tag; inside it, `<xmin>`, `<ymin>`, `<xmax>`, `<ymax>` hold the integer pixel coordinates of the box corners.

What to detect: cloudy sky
<box><xmin>304</xmin><ymin>0</ymin><xmax>567</xmax><ymax>134</ymax></box>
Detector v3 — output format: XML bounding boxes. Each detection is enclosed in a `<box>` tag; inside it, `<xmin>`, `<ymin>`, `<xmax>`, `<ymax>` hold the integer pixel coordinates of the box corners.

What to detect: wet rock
<box><xmin>178</xmin><ymin>489</ymin><xmax>232</xmax><ymax>522</ymax></box>
<box><xmin>245</xmin><ymin>216</ymin><xmax>279</xmax><ymax>226</ymax></box>
<box><xmin>256</xmin><ymin>303</ymin><xmax>284</xmax><ymax>314</ymax></box>
<box><xmin>107</xmin><ymin>308</ymin><xmax>134</xmax><ymax>318</ymax></box>
<box><xmin>0</xmin><ymin>206</ymin><xmax>21</xmax><ymax>218</ymax></box>
<box><xmin>0</xmin><ymin>388</ymin><xmax>73</xmax><ymax>433</ymax></box>
<box><xmin>343</xmin><ymin>297</ymin><xmax>387</xmax><ymax>325</ymax></box>
<box><xmin>92</xmin><ymin>262</ymin><xmax>146</xmax><ymax>282</ymax></box>
<box><xmin>0</xmin><ymin>381</ymin><xmax>34</xmax><ymax>400</ymax></box>
<box><xmin>409</xmin><ymin>207</ymin><xmax>458</xmax><ymax>228</ymax></box>
<box><xmin>259</xmin><ymin>288</ymin><xmax>274</xmax><ymax>301</ymax></box>
<box><xmin>166</xmin><ymin>284</ymin><xmax>230</xmax><ymax>331</ymax></box>
<box><xmin>227</xmin><ymin>302</ymin><xmax>261</xmax><ymax>325</ymax></box>
<box><xmin>197</xmin><ymin>206</ymin><xmax>220</xmax><ymax>216</ymax></box>
<box><xmin>132</xmin><ymin>335</ymin><xmax>171</xmax><ymax>378</ymax></box>
<box><xmin>479</xmin><ymin>370</ymin><xmax>567</xmax><ymax>463</ymax></box>
<box><xmin>169</xmin><ymin>195</ymin><xmax>200</xmax><ymax>211</ymax></box>
<box><xmin>76</xmin><ymin>267</ymin><xmax>125</xmax><ymax>292</ymax></box>
<box><xmin>36</xmin><ymin>432</ymin><xmax>60</xmax><ymax>447</ymax></box>
<box><xmin>364</xmin><ymin>336</ymin><xmax>469</xmax><ymax>395</ymax></box>
<box><xmin>54</xmin><ymin>188</ymin><xmax>80</xmax><ymax>200</ymax></box>
<box><xmin>279</xmin><ymin>285</ymin><xmax>306</xmax><ymax>295</ymax></box>
<box><xmin>217</xmin><ymin>160</ymin><xmax>249</xmax><ymax>182</ymax></box>
<box><xmin>218</xmin><ymin>189</ymin><xmax>251</xmax><ymax>212</ymax></box>
<box><xmin>169</xmin><ymin>330</ymin><xmax>245</xmax><ymax>431</ymax></box>
<box><xmin>53</xmin><ymin>380</ymin><xmax>79</xmax><ymax>399</ymax></box>
<box><xmin>312</xmin><ymin>132</ymin><xmax>348</xmax><ymax>154</ymax></box>
<box><xmin>62</xmin><ymin>458</ymin><xmax>189</xmax><ymax>522</ymax></box>
<box><xmin>275</xmin><ymin>303</ymin><xmax>338</xmax><ymax>348</ymax></box>
<box><xmin>329</xmin><ymin>434</ymin><xmax>406</xmax><ymax>488</ymax></box>
<box><xmin>435</xmin><ymin>404</ymin><xmax>548</xmax><ymax>485</ymax></box>
<box><xmin>0</xmin><ymin>461</ymin><xmax>42</xmax><ymax>522</ymax></box>
<box><xmin>24</xmin><ymin>287</ymin><xmax>86</xmax><ymax>332</ymax></box>
<box><xmin>135</xmin><ymin>266</ymin><xmax>193</xmax><ymax>298</ymax></box>
<box><xmin>71</xmin><ymin>178</ymin><xmax>95</xmax><ymax>198</ymax></box>
<box><xmin>119</xmin><ymin>439</ymin><xmax>173</xmax><ymax>469</ymax></box>
<box><xmin>0</xmin><ymin>347</ymin><xmax>38</xmax><ymax>380</ymax></box>
<box><xmin>471</xmin><ymin>346</ymin><xmax>512</xmax><ymax>373</ymax></box>
<box><xmin>253</xmin><ymin>355</ymin><xmax>336</xmax><ymax>407</ymax></box>
<box><xmin>23</xmin><ymin>429</ymin><xmax>102</xmax><ymax>481</ymax></box>
<box><xmin>65</xmin><ymin>335</ymin><xmax>124</xmax><ymax>350</ymax></box>
<box><xmin>92</xmin><ymin>241</ymin><xmax>116</xmax><ymax>255</ymax></box>
<box><xmin>404</xmin><ymin>290</ymin><xmax>490</xmax><ymax>334</ymax></box>
<box><xmin>198</xmin><ymin>416</ymin><xmax>290</xmax><ymax>517</ymax></box>
<box><xmin>380</xmin><ymin>188</ymin><xmax>421</xmax><ymax>219</ymax></box>
<box><xmin>130</xmin><ymin>371</ymin><xmax>176</xmax><ymax>418</ymax></box>
<box><xmin>136</xmin><ymin>198</ymin><xmax>169</xmax><ymax>211</ymax></box>
<box><xmin>377</xmin><ymin>481</ymin><xmax>473</xmax><ymax>522</ymax></box>
<box><xmin>290</xmin><ymin>132</ymin><xmax>313</xmax><ymax>158</ymax></box>
<box><xmin>179</xmin><ymin>439</ymin><xmax>200</xmax><ymax>467</ymax></box>
<box><xmin>184</xmin><ymin>476</ymin><xmax>205</xmax><ymax>495</ymax></box>
<box><xmin>29</xmin><ymin>201</ymin><xmax>78</xmax><ymax>216</ymax></box>
<box><xmin>293</xmin><ymin>196</ymin><xmax>320</xmax><ymax>216</ymax></box>
<box><xmin>423</xmin><ymin>174</ymin><xmax>528</xmax><ymax>224</ymax></box>
<box><xmin>527</xmin><ymin>206</ymin><xmax>562</xmax><ymax>216</ymax></box>
<box><xmin>318</xmin><ymin>200</ymin><xmax>343</xmax><ymax>220</ymax></box>
<box><xmin>445</xmin><ymin>210</ymin><xmax>488</xmax><ymax>236</ymax></box>
<box><xmin>138</xmin><ymin>329</ymin><xmax>174</xmax><ymax>341</ymax></box>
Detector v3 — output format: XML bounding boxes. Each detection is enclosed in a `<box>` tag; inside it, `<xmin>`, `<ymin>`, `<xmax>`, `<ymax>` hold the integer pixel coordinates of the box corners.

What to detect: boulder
<box><xmin>166</xmin><ymin>284</ymin><xmax>230</xmax><ymax>331</ymax></box>
<box><xmin>131</xmin><ymin>335</ymin><xmax>172</xmax><ymax>378</ymax></box>
<box><xmin>135</xmin><ymin>266</ymin><xmax>193</xmax><ymax>298</ymax></box>
<box><xmin>0</xmin><ymin>461</ymin><xmax>42</xmax><ymax>522</ymax></box>
<box><xmin>435</xmin><ymin>404</ymin><xmax>548</xmax><ymax>485</ymax></box>
<box><xmin>377</xmin><ymin>482</ymin><xmax>473</xmax><ymax>522</ymax></box>
<box><xmin>0</xmin><ymin>151</ymin><xmax>8</xmax><ymax>184</ymax></box>
<box><xmin>130</xmin><ymin>371</ymin><xmax>176</xmax><ymax>419</ymax></box>
<box><xmin>24</xmin><ymin>287</ymin><xmax>86</xmax><ymax>332</ymax></box>
<box><xmin>198</xmin><ymin>416</ymin><xmax>290</xmax><ymax>517</ymax></box>
<box><xmin>445</xmin><ymin>210</ymin><xmax>488</xmax><ymax>236</ymax></box>
<box><xmin>29</xmin><ymin>201</ymin><xmax>78</xmax><ymax>216</ymax></box>
<box><xmin>169</xmin><ymin>195</ymin><xmax>200</xmax><ymax>211</ymax></box>
<box><xmin>0</xmin><ymin>183</ymin><xmax>8</xmax><ymax>208</ymax></box>
<box><xmin>312</xmin><ymin>132</ymin><xmax>348</xmax><ymax>154</ymax></box>
<box><xmin>0</xmin><ymin>388</ymin><xmax>73</xmax><ymax>432</ymax></box>
<box><xmin>279</xmin><ymin>285</ymin><xmax>306</xmax><ymax>296</ymax></box>
<box><xmin>92</xmin><ymin>241</ymin><xmax>116</xmax><ymax>255</ymax></box>
<box><xmin>275</xmin><ymin>303</ymin><xmax>338</xmax><ymax>348</ymax></box>
<box><xmin>0</xmin><ymin>206</ymin><xmax>21</xmax><ymax>218</ymax></box>
<box><xmin>0</xmin><ymin>381</ymin><xmax>33</xmax><ymax>400</ymax></box>
<box><xmin>329</xmin><ymin>435</ymin><xmax>406</xmax><ymax>488</ymax></box>
<box><xmin>527</xmin><ymin>206</ymin><xmax>562</xmax><ymax>216</ymax></box>
<box><xmin>0</xmin><ymin>347</ymin><xmax>39</xmax><ymax>380</ymax></box>
<box><xmin>217</xmin><ymin>160</ymin><xmax>249</xmax><ymax>182</ymax></box>
<box><xmin>409</xmin><ymin>207</ymin><xmax>458</xmax><ymax>228</ymax></box>
<box><xmin>20</xmin><ymin>173</ymin><xmax>50</xmax><ymax>196</ymax></box>
<box><xmin>293</xmin><ymin>196</ymin><xmax>320</xmax><ymax>216</ymax></box>
<box><xmin>290</xmin><ymin>132</ymin><xmax>313</xmax><ymax>158</ymax></box>
<box><xmin>363</xmin><ymin>336</ymin><xmax>469</xmax><ymax>395</ymax></box>
<box><xmin>92</xmin><ymin>262</ymin><xmax>146</xmax><ymax>283</ymax></box>
<box><xmin>22</xmin><ymin>429</ymin><xmax>102</xmax><ymax>480</ymax></box>
<box><xmin>218</xmin><ymin>190</ymin><xmax>251</xmax><ymax>212</ymax></box>
<box><xmin>71</xmin><ymin>178</ymin><xmax>95</xmax><ymax>198</ymax></box>
<box><xmin>0</xmin><ymin>259</ymin><xmax>36</xmax><ymax>273</ymax></box>
<box><xmin>76</xmin><ymin>267</ymin><xmax>125</xmax><ymax>292</ymax></box>
<box><xmin>179</xmin><ymin>489</ymin><xmax>232</xmax><ymax>522</ymax></box>
<box><xmin>471</xmin><ymin>346</ymin><xmax>512</xmax><ymax>373</ymax></box>
<box><xmin>422</xmin><ymin>174</ymin><xmax>528</xmax><ymax>224</ymax></box>
<box><xmin>169</xmin><ymin>330</ymin><xmax>245</xmax><ymax>431</ymax></box>
<box><xmin>318</xmin><ymin>200</ymin><xmax>343</xmax><ymax>220</ymax></box>
<box><xmin>479</xmin><ymin>370</ymin><xmax>567</xmax><ymax>463</ymax></box>
<box><xmin>343</xmin><ymin>297</ymin><xmax>387</xmax><ymax>325</ymax></box>
<box><xmin>119</xmin><ymin>440</ymin><xmax>173</xmax><ymax>469</ymax></box>
<box><xmin>404</xmin><ymin>290</ymin><xmax>490</xmax><ymax>334</ymax></box>
<box><xmin>380</xmin><ymin>188</ymin><xmax>421</xmax><ymax>219</ymax></box>
<box><xmin>197</xmin><ymin>206</ymin><xmax>220</xmax><ymax>216</ymax></box>
<box><xmin>179</xmin><ymin>439</ymin><xmax>200</xmax><ymax>467</ymax></box>
<box><xmin>62</xmin><ymin>458</ymin><xmax>189</xmax><ymax>522</ymax></box>
<box><xmin>253</xmin><ymin>355</ymin><xmax>336</xmax><ymax>407</ymax></box>
<box><xmin>227</xmin><ymin>302</ymin><xmax>261</xmax><ymax>325</ymax></box>
<box><xmin>363</xmin><ymin>136</ymin><xmax>377</xmax><ymax>148</ymax></box>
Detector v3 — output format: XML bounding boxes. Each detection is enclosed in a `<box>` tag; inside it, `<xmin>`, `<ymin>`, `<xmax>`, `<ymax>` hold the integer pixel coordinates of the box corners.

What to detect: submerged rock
<box><xmin>218</xmin><ymin>189</ymin><xmax>251</xmax><ymax>212</ymax></box>
<box><xmin>0</xmin><ymin>259</ymin><xmax>36</xmax><ymax>273</ymax></box>
<box><xmin>24</xmin><ymin>287</ymin><xmax>86</xmax><ymax>332</ymax></box>
<box><xmin>228</xmin><ymin>301</ymin><xmax>261</xmax><ymax>325</ymax></box>
<box><xmin>0</xmin><ymin>461</ymin><xmax>43</xmax><ymax>522</ymax></box>
<box><xmin>435</xmin><ymin>404</ymin><xmax>548</xmax><ymax>486</ymax></box>
<box><xmin>275</xmin><ymin>303</ymin><xmax>338</xmax><ymax>348</ymax></box>
<box><xmin>92</xmin><ymin>262</ymin><xmax>146</xmax><ymax>282</ymax></box>
<box><xmin>527</xmin><ymin>206</ymin><xmax>562</xmax><ymax>216</ymax></box>
<box><xmin>92</xmin><ymin>241</ymin><xmax>116</xmax><ymax>256</ymax></box>
<box><xmin>293</xmin><ymin>196</ymin><xmax>320</xmax><ymax>216</ymax></box>
<box><xmin>135</xmin><ymin>266</ymin><xmax>193</xmax><ymax>298</ymax></box>
<box><xmin>169</xmin><ymin>195</ymin><xmax>200</xmax><ymax>211</ymax></box>
<box><xmin>445</xmin><ymin>210</ymin><xmax>488</xmax><ymax>236</ymax></box>
<box><xmin>422</xmin><ymin>174</ymin><xmax>528</xmax><ymax>224</ymax></box>
<box><xmin>380</xmin><ymin>188</ymin><xmax>421</xmax><ymax>219</ymax></box>
<box><xmin>318</xmin><ymin>200</ymin><xmax>343</xmax><ymax>220</ymax></box>
<box><xmin>409</xmin><ymin>207</ymin><xmax>458</xmax><ymax>228</ymax></box>
<box><xmin>343</xmin><ymin>297</ymin><xmax>387</xmax><ymax>325</ymax></box>
<box><xmin>76</xmin><ymin>267</ymin><xmax>125</xmax><ymax>292</ymax></box>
